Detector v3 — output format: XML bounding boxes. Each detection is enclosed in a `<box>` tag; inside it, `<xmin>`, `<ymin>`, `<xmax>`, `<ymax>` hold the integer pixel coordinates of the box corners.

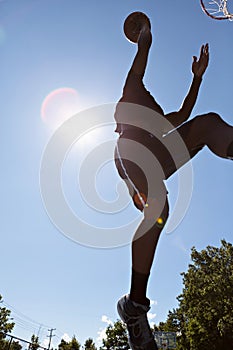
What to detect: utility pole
<box><xmin>47</xmin><ymin>328</ymin><xmax>56</xmax><ymax>350</ymax></box>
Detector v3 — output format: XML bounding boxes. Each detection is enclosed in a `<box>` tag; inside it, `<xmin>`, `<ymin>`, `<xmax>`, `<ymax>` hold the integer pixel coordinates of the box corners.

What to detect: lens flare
<box><xmin>156</xmin><ymin>217</ymin><xmax>164</xmax><ymax>228</ymax></box>
<box><xmin>41</xmin><ymin>87</ymin><xmax>80</xmax><ymax>130</ymax></box>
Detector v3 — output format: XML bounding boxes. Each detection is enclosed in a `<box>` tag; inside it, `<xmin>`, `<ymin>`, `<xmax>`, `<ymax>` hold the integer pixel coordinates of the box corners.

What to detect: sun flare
<box><xmin>41</xmin><ymin>87</ymin><xmax>81</xmax><ymax>130</ymax></box>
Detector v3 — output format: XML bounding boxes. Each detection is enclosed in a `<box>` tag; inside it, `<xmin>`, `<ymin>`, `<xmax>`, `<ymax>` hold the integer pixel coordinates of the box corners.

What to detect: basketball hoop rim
<box><xmin>200</xmin><ymin>0</ymin><xmax>233</xmax><ymax>20</ymax></box>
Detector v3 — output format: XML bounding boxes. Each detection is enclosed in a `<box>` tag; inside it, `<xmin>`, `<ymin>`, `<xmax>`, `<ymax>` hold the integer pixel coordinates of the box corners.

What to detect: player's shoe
<box><xmin>117</xmin><ymin>294</ymin><xmax>158</xmax><ymax>350</ymax></box>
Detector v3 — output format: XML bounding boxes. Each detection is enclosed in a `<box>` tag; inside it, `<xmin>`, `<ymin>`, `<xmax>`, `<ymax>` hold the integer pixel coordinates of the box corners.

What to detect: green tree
<box><xmin>69</xmin><ymin>336</ymin><xmax>81</xmax><ymax>350</ymax></box>
<box><xmin>58</xmin><ymin>339</ymin><xmax>69</xmax><ymax>350</ymax></box>
<box><xmin>0</xmin><ymin>295</ymin><xmax>15</xmax><ymax>347</ymax></box>
<box><xmin>10</xmin><ymin>340</ymin><xmax>23</xmax><ymax>350</ymax></box>
<box><xmin>0</xmin><ymin>337</ymin><xmax>23</xmax><ymax>350</ymax></box>
<box><xmin>100</xmin><ymin>320</ymin><xmax>129</xmax><ymax>350</ymax></box>
<box><xmin>162</xmin><ymin>240</ymin><xmax>233</xmax><ymax>350</ymax></box>
<box><xmin>58</xmin><ymin>336</ymin><xmax>81</xmax><ymax>350</ymax></box>
<box><xmin>83</xmin><ymin>338</ymin><xmax>97</xmax><ymax>350</ymax></box>
<box><xmin>29</xmin><ymin>334</ymin><xmax>40</xmax><ymax>350</ymax></box>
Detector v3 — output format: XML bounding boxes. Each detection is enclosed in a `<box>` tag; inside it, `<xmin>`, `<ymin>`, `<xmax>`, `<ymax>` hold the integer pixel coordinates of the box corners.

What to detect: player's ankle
<box><xmin>129</xmin><ymin>294</ymin><xmax>150</xmax><ymax>307</ymax></box>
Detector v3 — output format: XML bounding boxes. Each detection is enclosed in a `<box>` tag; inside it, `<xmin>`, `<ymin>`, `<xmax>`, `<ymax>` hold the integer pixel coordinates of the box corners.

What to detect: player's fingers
<box><xmin>200</xmin><ymin>44</ymin><xmax>204</xmax><ymax>57</ymax></box>
<box><xmin>204</xmin><ymin>43</ymin><xmax>209</xmax><ymax>55</ymax></box>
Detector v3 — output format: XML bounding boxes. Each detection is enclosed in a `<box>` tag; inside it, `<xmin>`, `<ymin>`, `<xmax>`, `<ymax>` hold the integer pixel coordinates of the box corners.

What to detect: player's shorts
<box><xmin>114</xmin><ymin>127</ymin><xmax>173</xmax><ymax>211</ymax></box>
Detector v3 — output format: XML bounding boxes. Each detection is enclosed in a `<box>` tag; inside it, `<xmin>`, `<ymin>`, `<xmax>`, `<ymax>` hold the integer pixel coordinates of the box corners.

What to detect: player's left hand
<box><xmin>192</xmin><ymin>43</ymin><xmax>209</xmax><ymax>78</ymax></box>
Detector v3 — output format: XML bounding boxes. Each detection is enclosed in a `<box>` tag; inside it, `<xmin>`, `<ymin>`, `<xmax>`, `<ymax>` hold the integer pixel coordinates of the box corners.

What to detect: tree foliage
<box><xmin>0</xmin><ymin>295</ymin><xmax>15</xmax><ymax>348</ymax></box>
<box><xmin>29</xmin><ymin>334</ymin><xmax>40</xmax><ymax>350</ymax></box>
<box><xmin>58</xmin><ymin>336</ymin><xmax>81</xmax><ymax>350</ymax></box>
<box><xmin>0</xmin><ymin>339</ymin><xmax>22</xmax><ymax>350</ymax></box>
<box><xmin>9</xmin><ymin>340</ymin><xmax>23</xmax><ymax>350</ymax></box>
<box><xmin>100</xmin><ymin>320</ymin><xmax>129</xmax><ymax>350</ymax></box>
<box><xmin>83</xmin><ymin>337</ymin><xmax>97</xmax><ymax>350</ymax></box>
<box><xmin>162</xmin><ymin>240</ymin><xmax>233</xmax><ymax>350</ymax></box>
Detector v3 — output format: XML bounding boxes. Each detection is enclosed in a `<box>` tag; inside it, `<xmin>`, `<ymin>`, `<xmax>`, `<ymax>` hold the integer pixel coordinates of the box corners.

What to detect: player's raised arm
<box><xmin>192</xmin><ymin>43</ymin><xmax>209</xmax><ymax>77</ymax></box>
<box><xmin>129</xmin><ymin>24</ymin><xmax>152</xmax><ymax>76</ymax></box>
<box><xmin>164</xmin><ymin>43</ymin><xmax>209</xmax><ymax>129</ymax></box>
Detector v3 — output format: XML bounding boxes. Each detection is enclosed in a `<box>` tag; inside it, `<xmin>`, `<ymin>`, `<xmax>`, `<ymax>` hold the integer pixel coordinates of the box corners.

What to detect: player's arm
<box><xmin>129</xmin><ymin>25</ymin><xmax>152</xmax><ymax>76</ymax></box>
<box><xmin>164</xmin><ymin>43</ymin><xmax>209</xmax><ymax>129</ymax></box>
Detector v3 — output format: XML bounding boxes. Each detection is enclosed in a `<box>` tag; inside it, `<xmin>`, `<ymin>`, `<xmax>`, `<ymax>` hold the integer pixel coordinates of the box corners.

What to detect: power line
<box><xmin>1</xmin><ymin>299</ymin><xmax>68</xmax><ymax>346</ymax></box>
<box><xmin>2</xmin><ymin>300</ymin><xmax>51</xmax><ymax>329</ymax></box>
<box><xmin>1</xmin><ymin>300</ymin><xmax>58</xmax><ymax>345</ymax></box>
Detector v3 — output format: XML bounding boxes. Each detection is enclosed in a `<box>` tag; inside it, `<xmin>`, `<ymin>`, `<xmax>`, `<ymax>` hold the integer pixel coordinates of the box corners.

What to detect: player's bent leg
<box><xmin>177</xmin><ymin>112</ymin><xmax>233</xmax><ymax>159</ymax></box>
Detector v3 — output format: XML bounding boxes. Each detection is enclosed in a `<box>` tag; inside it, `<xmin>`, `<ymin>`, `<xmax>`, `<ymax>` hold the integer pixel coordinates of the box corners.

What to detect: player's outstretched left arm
<box><xmin>164</xmin><ymin>43</ymin><xmax>209</xmax><ymax>129</ymax></box>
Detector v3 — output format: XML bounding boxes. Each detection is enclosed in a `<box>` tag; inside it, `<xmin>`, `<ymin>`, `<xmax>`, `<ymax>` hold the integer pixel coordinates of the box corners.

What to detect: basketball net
<box><xmin>200</xmin><ymin>0</ymin><xmax>233</xmax><ymax>20</ymax></box>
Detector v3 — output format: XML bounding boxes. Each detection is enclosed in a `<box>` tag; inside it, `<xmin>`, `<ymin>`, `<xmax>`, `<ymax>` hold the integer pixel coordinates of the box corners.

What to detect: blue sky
<box><xmin>0</xmin><ymin>0</ymin><xmax>232</xmax><ymax>348</ymax></box>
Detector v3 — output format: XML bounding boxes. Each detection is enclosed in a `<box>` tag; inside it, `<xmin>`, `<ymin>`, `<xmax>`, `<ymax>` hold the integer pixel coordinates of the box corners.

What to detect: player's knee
<box><xmin>195</xmin><ymin>112</ymin><xmax>222</xmax><ymax>126</ymax></box>
<box><xmin>205</xmin><ymin>112</ymin><xmax>222</xmax><ymax>123</ymax></box>
<box><xmin>191</xmin><ymin>113</ymin><xmax>222</xmax><ymax>136</ymax></box>
<box><xmin>144</xmin><ymin>197</ymin><xmax>169</xmax><ymax>228</ymax></box>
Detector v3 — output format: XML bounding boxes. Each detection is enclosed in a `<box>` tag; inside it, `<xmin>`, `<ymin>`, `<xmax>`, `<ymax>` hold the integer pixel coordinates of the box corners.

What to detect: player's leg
<box><xmin>176</xmin><ymin>112</ymin><xmax>233</xmax><ymax>159</ymax></box>
<box><xmin>117</xmin><ymin>190</ymin><xmax>168</xmax><ymax>350</ymax></box>
<box><xmin>117</xmin><ymin>196</ymin><xmax>168</xmax><ymax>350</ymax></box>
<box><xmin>131</xmin><ymin>195</ymin><xmax>169</xmax><ymax>301</ymax></box>
<box><xmin>115</xmin><ymin>144</ymin><xmax>167</xmax><ymax>350</ymax></box>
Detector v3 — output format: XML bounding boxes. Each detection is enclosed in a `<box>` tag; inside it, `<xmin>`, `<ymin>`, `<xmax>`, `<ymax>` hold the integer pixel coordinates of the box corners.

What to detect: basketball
<box><xmin>123</xmin><ymin>12</ymin><xmax>151</xmax><ymax>43</ymax></box>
